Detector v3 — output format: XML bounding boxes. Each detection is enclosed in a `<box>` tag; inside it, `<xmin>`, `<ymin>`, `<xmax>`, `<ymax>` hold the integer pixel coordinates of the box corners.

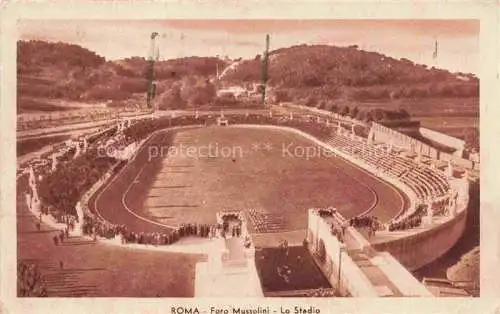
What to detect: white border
<box><xmin>1</xmin><ymin>1</ymin><xmax>499</xmax><ymax>313</ymax></box>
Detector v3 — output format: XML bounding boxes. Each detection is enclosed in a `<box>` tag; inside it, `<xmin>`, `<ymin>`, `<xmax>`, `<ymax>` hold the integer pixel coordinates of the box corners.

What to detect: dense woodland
<box><xmin>17</xmin><ymin>40</ymin><xmax>226</xmax><ymax>104</ymax></box>
<box><xmin>18</xmin><ymin>40</ymin><xmax>479</xmax><ymax>106</ymax></box>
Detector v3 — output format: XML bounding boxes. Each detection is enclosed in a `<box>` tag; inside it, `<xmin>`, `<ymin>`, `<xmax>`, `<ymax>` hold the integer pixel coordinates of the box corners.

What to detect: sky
<box><xmin>18</xmin><ymin>19</ymin><xmax>479</xmax><ymax>74</ymax></box>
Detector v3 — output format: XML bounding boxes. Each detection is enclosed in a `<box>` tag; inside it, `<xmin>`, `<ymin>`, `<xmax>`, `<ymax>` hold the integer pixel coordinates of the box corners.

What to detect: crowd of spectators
<box><xmin>317</xmin><ymin>208</ymin><xmax>336</xmax><ymax>218</ymax></box>
<box><xmin>81</xmin><ymin>209</ymin><xmax>244</xmax><ymax>246</ymax></box>
<box><xmin>349</xmin><ymin>216</ymin><xmax>381</xmax><ymax>229</ymax></box>
<box><xmin>38</xmin><ymin>148</ymin><xmax>116</xmax><ymax>219</ymax></box>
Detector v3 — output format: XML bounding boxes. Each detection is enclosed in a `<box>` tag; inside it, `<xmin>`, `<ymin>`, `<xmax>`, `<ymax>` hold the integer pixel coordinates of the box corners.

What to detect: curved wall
<box><xmin>372</xmin><ymin>208</ymin><xmax>467</xmax><ymax>271</ymax></box>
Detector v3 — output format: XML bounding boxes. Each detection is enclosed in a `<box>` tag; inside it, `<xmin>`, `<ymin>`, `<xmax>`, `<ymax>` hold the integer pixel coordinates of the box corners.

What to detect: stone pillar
<box><xmin>326</xmin><ymin>120</ymin><xmax>330</xmax><ymax>127</ymax></box>
<box><xmin>74</xmin><ymin>141</ymin><xmax>81</xmax><ymax>158</ymax></box>
<box><xmin>83</xmin><ymin>138</ymin><xmax>88</xmax><ymax>153</ymax></box>
<box><xmin>289</xmin><ymin>112</ymin><xmax>293</xmax><ymax>120</ymax></box>
<box><xmin>317</xmin><ymin>116</ymin><xmax>320</xmax><ymax>123</ymax></box>
<box><xmin>51</xmin><ymin>154</ymin><xmax>58</xmax><ymax>171</ymax></box>
<box><xmin>452</xmin><ymin>197</ymin><xmax>458</xmax><ymax>216</ymax></box>
<box><xmin>269</xmin><ymin>110</ymin><xmax>273</xmax><ymax>118</ymax></box>
<box><xmin>195</xmin><ymin>110</ymin><xmax>199</xmax><ymax>119</ymax></box>
<box><xmin>426</xmin><ymin>200</ymin><xmax>434</xmax><ymax>225</ymax></box>
<box><xmin>446</xmin><ymin>160</ymin><xmax>454</xmax><ymax>178</ymax></box>
<box><xmin>74</xmin><ymin>201</ymin><xmax>84</xmax><ymax>236</ymax></box>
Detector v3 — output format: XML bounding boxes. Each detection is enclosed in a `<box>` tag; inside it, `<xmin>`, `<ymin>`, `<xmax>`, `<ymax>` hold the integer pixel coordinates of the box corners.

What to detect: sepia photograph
<box><xmin>12</xmin><ymin>17</ymin><xmax>481</xmax><ymax>300</ymax></box>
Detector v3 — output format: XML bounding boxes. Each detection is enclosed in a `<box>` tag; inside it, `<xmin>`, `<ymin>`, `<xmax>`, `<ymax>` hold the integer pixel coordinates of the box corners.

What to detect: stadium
<box><xmin>18</xmin><ymin>107</ymin><xmax>478</xmax><ymax>297</ymax></box>
<box><xmin>14</xmin><ymin>20</ymin><xmax>480</xmax><ymax>299</ymax></box>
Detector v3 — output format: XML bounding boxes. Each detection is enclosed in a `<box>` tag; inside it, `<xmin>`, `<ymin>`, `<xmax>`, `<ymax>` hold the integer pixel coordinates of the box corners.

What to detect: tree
<box><xmin>365</xmin><ymin>111</ymin><xmax>374</xmax><ymax>122</ymax></box>
<box><xmin>305</xmin><ymin>96</ymin><xmax>317</xmax><ymax>107</ymax></box>
<box><xmin>356</xmin><ymin>110</ymin><xmax>366</xmax><ymax>121</ymax></box>
<box><xmin>180</xmin><ymin>76</ymin><xmax>198</xmax><ymax>101</ymax></box>
<box><xmin>273</xmin><ymin>90</ymin><xmax>291</xmax><ymax>103</ymax></box>
<box><xmin>329</xmin><ymin>104</ymin><xmax>338</xmax><ymax>113</ymax></box>
<box><xmin>156</xmin><ymin>84</ymin><xmax>185</xmax><ymax>110</ymax></box>
<box><xmin>350</xmin><ymin>106</ymin><xmax>359</xmax><ymax>118</ymax></box>
<box><xmin>371</xmin><ymin>109</ymin><xmax>385</xmax><ymax>121</ymax></box>
<box><xmin>340</xmin><ymin>105</ymin><xmax>350</xmax><ymax>116</ymax></box>
<box><xmin>397</xmin><ymin>108</ymin><xmax>411</xmax><ymax>120</ymax></box>
<box><xmin>189</xmin><ymin>79</ymin><xmax>216</xmax><ymax>106</ymax></box>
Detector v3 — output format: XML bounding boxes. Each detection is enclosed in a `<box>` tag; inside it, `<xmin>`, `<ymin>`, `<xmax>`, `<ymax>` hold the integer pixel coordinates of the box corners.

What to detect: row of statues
<box><xmin>116</xmin><ymin>119</ymin><xmax>131</xmax><ymax>133</ymax></box>
<box><xmin>27</xmin><ymin>166</ymin><xmax>40</xmax><ymax>215</ymax></box>
<box><xmin>50</xmin><ymin>137</ymin><xmax>90</xmax><ymax>172</ymax></box>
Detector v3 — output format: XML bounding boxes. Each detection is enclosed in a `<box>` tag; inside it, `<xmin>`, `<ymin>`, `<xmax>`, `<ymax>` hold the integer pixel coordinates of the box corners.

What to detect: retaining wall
<box><xmin>372</xmin><ymin>207</ymin><xmax>467</xmax><ymax>271</ymax></box>
<box><xmin>419</xmin><ymin>127</ymin><xmax>465</xmax><ymax>157</ymax></box>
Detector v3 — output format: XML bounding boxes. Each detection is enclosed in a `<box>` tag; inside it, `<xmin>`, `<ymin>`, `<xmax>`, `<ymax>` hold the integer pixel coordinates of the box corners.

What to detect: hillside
<box><xmin>222</xmin><ymin>44</ymin><xmax>479</xmax><ymax>102</ymax></box>
<box><xmin>17</xmin><ymin>41</ymin><xmax>479</xmax><ymax>137</ymax></box>
<box><xmin>17</xmin><ymin>40</ymin><xmax>227</xmax><ymax>112</ymax></box>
